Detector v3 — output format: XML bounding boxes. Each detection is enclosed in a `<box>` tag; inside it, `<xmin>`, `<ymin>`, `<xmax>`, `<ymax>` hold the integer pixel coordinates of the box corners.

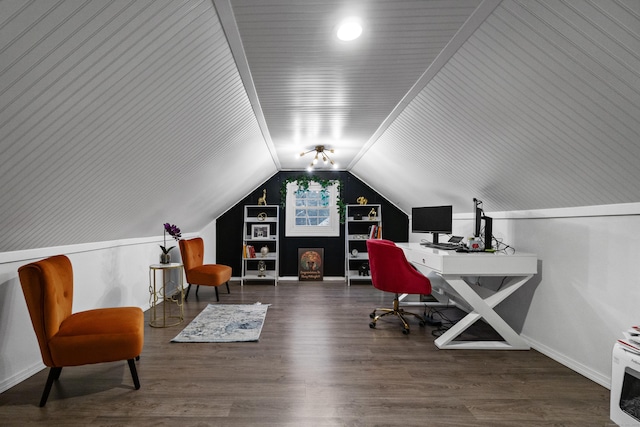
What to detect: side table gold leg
<box><xmin>149</xmin><ymin>263</ymin><xmax>185</xmax><ymax>328</ymax></box>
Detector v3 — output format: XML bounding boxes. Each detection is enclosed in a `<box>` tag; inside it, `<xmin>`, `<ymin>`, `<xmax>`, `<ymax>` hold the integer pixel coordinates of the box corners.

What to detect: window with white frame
<box><xmin>285</xmin><ymin>181</ymin><xmax>340</xmax><ymax>237</ymax></box>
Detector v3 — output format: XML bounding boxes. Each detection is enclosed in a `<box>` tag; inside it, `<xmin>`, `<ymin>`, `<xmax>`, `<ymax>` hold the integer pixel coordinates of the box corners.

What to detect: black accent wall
<box><xmin>216</xmin><ymin>171</ymin><xmax>408</xmax><ymax>277</ymax></box>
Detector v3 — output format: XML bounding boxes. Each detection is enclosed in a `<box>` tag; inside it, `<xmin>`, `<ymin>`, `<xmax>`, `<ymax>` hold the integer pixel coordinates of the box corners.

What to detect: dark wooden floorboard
<box><xmin>0</xmin><ymin>281</ymin><xmax>614</xmax><ymax>426</ymax></box>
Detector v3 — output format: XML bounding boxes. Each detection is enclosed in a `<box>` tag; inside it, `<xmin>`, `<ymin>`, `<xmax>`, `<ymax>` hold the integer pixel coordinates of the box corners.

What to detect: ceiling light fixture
<box><xmin>336</xmin><ymin>17</ymin><xmax>362</xmax><ymax>41</ymax></box>
<box><xmin>299</xmin><ymin>145</ymin><xmax>337</xmax><ymax>170</ymax></box>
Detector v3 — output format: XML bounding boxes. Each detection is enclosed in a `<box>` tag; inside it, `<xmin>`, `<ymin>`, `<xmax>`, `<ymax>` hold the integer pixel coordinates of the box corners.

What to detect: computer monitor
<box><xmin>473</xmin><ymin>198</ymin><xmax>493</xmax><ymax>250</ymax></box>
<box><xmin>411</xmin><ymin>205</ymin><xmax>453</xmax><ymax>244</ymax></box>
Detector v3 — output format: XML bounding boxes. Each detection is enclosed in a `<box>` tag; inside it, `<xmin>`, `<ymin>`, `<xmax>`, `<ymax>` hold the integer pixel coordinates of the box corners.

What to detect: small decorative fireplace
<box><xmin>611</xmin><ymin>342</ymin><xmax>640</xmax><ymax>426</ymax></box>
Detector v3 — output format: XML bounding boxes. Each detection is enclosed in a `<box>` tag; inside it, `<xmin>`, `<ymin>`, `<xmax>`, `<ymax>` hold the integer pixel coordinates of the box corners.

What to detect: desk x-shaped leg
<box><xmin>434</xmin><ymin>275</ymin><xmax>533</xmax><ymax>350</ymax></box>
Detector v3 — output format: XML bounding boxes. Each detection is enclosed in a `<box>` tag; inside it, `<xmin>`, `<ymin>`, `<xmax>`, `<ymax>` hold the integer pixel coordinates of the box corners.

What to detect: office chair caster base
<box><xmin>402</xmin><ymin>328</ymin><xmax>410</xmax><ymax>335</ymax></box>
<box><xmin>369</xmin><ymin>322</ymin><xmax>376</xmax><ymax>328</ymax></box>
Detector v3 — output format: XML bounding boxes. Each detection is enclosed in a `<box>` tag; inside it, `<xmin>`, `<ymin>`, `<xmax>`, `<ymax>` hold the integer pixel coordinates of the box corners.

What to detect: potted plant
<box><xmin>160</xmin><ymin>223</ymin><xmax>181</xmax><ymax>264</ymax></box>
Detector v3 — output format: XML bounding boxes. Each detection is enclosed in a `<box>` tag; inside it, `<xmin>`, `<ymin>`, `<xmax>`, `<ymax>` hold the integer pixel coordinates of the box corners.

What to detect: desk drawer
<box><xmin>405</xmin><ymin>248</ymin><xmax>444</xmax><ymax>272</ymax></box>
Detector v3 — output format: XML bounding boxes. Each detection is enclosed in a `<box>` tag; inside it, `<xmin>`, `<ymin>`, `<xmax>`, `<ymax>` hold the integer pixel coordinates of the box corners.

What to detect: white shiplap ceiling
<box><xmin>220</xmin><ymin>0</ymin><xmax>491</xmax><ymax>170</ymax></box>
<box><xmin>0</xmin><ymin>0</ymin><xmax>276</xmax><ymax>251</ymax></box>
<box><xmin>1</xmin><ymin>0</ymin><xmax>639</xmax><ymax>252</ymax></box>
<box><xmin>352</xmin><ymin>0</ymin><xmax>640</xmax><ymax>212</ymax></box>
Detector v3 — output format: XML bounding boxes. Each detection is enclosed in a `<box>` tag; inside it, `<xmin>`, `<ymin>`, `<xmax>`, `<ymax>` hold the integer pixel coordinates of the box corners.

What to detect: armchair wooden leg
<box><xmin>127</xmin><ymin>359</ymin><xmax>140</xmax><ymax>390</ymax></box>
<box><xmin>195</xmin><ymin>285</ymin><xmax>200</xmax><ymax>298</ymax></box>
<box><xmin>226</xmin><ymin>281</ymin><xmax>230</xmax><ymax>294</ymax></box>
<box><xmin>214</xmin><ymin>286</ymin><xmax>219</xmax><ymax>302</ymax></box>
<box><xmin>39</xmin><ymin>367</ymin><xmax>62</xmax><ymax>407</ymax></box>
<box><xmin>184</xmin><ymin>284</ymin><xmax>192</xmax><ymax>301</ymax></box>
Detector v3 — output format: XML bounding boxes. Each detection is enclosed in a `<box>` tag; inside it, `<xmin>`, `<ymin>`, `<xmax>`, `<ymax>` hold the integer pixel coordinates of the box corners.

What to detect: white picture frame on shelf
<box><xmin>251</xmin><ymin>224</ymin><xmax>270</xmax><ymax>239</ymax></box>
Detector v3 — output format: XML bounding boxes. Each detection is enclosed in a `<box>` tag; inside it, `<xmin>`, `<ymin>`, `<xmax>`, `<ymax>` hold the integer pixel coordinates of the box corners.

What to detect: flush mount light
<box><xmin>299</xmin><ymin>145</ymin><xmax>338</xmax><ymax>170</ymax></box>
<box><xmin>336</xmin><ymin>17</ymin><xmax>362</xmax><ymax>41</ymax></box>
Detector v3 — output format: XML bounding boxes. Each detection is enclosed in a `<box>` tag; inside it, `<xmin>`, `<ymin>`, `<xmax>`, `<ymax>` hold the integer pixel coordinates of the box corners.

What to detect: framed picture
<box><xmin>251</xmin><ymin>224</ymin><xmax>270</xmax><ymax>239</ymax></box>
<box><xmin>298</xmin><ymin>248</ymin><xmax>324</xmax><ymax>281</ymax></box>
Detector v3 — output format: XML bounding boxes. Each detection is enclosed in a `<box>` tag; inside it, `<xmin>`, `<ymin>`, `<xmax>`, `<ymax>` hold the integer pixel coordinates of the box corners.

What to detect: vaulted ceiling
<box><xmin>1</xmin><ymin>0</ymin><xmax>639</xmax><ymax>252</ymax></box>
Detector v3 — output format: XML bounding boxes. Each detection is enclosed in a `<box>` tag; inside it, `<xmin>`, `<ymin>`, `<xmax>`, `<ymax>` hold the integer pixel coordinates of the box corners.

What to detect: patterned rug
<box><xmin>171</xmin><ymin>303</ymin><xmax>269</xmax><ymax>343</ymax></box>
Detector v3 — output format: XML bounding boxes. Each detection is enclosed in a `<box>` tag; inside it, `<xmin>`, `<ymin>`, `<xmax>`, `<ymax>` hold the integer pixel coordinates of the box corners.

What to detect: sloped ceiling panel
<box><xmin>352</xmin><ymin>0</ymin><xmax>640</xmax><ymax>214</ymax></box>
<box><xmin>0</xmin><ymin>0</ymin><xmax>276</xmax><ymax>251</ymax></box>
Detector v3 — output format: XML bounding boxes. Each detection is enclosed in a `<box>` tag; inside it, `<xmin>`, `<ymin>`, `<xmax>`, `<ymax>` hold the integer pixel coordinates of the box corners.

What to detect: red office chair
<box><xmin>366</xmin><ymin>239</ymin><xmax>432</xmax><ymax>334</ymax></box>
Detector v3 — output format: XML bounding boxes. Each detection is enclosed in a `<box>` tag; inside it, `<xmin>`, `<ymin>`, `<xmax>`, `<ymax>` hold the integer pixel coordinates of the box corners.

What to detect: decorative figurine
<box><xmin>258</xmin><ymin>189</ymin><xmax>267</xmax><ymax>205</ymax></box>
<box><xmin>260</xmin><ymin>245</ymin><xmax>269</xmax><ymax>257</ymax></box>
<box><xmin>359</xmin><ymin>262</ymin><xmax>370</xmax><ymax>276</ymax></box>
<box><xmin>258</xmin><ymin>261</ymin><xmax>266</xmax><ymax>277</ymax></box>
<box><xmin>368</xmin><ymin>208</ymin><xmax>377</xmax><ymax>220</ymax></box>
<box><xmin>356</xmin><ymin>196</ymin><xmax>368</xmax><ymax>205</ymax></box>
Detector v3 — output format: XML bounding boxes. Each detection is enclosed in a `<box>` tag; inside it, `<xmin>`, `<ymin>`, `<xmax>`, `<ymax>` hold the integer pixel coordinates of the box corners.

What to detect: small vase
<box><xmin>160</xmin><ymin>253</ymin><xmax>171</xmax><ymax>264</ymax></box>
<box><xmin>260</xmin><ymin>246</ymin><xmax>269</xmax><ymax>257</ymax></box>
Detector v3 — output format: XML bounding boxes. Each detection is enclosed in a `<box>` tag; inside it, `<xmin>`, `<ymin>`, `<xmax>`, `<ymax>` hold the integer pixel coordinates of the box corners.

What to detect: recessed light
<box><xmin>337</xmin><ymin>17</ymin><xmax>362</xmax><ymax>41</ymax></box>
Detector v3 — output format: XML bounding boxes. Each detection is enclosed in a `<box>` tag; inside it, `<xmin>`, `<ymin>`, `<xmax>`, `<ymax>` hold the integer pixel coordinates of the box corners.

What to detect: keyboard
<box><xmin>420</xmin><ymin>242</ymin><xmax>462</xmax><ymax>250</ymax></box>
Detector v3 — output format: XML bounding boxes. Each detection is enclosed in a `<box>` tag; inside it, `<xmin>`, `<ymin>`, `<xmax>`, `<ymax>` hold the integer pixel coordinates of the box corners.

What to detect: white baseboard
<box><xmin>0</xmin><ymin>361</ymin><xmax>45</xmax><ymax>394</ymax></box>
<box><xmin>523</xmin><ymin>334</ymin><xmax>611</xmax><ymax>389</ymax></box>
<box><xmin>278</xmin><ymin>276</ymin><xmax>346</xmax><ymax>282</ymax></box>
<box><xmin>231</xmin><ymin>276</ymin><xmax>347</xmax><ymax>282</ymax></box>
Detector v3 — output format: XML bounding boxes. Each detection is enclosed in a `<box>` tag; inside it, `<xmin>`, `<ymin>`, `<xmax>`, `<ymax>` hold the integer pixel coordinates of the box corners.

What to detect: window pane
<box><xmin>285</xmin><ymin>181</ymin><xmax>340</xmax><ymax>237</ymax></box>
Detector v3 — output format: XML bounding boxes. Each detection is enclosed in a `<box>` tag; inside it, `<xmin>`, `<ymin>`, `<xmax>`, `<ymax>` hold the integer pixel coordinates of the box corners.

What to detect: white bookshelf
<box><xmin>241</xmin><ymin>205</ymin><xmax>279</xmax><ymax>285</ymax></box>
<box><xmin>344</xmin><ymin>204</ymin><xmax>381</xmax><ymax>285</ymax></box>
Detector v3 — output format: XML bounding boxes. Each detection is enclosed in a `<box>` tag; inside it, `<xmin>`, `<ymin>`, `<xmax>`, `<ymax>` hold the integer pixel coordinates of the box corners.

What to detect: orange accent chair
<box><xmin>18</xmin><ymin>255</ymin><xmax>144</xmax><ymax>406</ymax></box>
<box><xmin>366</xmin><ymin>239</ymin><xmax>432</xmax><ymax>334</ymax></box>
<box><xmin>179</xmin><ymin>237</ymin><xmax>232</xmax><ymax>301</ymax></box>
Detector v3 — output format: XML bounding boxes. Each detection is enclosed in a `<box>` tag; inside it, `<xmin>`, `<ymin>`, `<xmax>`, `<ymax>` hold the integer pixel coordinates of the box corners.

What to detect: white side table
<box><xmin>148</xmin><ymin>263</ymin><xmax>184</xmax><ymax>328</ymax></box>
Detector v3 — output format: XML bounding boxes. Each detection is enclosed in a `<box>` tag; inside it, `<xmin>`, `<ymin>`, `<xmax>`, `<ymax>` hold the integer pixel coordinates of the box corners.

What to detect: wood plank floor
<box><xmin>0</xmin><ymin>281</ymin><xmax>614</xmax><ymax>426</ymax></box>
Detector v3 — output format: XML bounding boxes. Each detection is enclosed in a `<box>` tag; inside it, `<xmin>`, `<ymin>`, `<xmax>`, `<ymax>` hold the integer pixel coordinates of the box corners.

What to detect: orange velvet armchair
<box><xmin>179</xmin><ymin>237</ymin><xmax>232</xmax><ymax>301</ymax></box>
<box><xmin>18</xmin><ymin>255</ymin><xmax>144</xmax><ymax>406</ymax></box>
<box><xmin>366</xmin><ymin>239</ymin><xmax>432</xmax><ymax>334</ymax></box>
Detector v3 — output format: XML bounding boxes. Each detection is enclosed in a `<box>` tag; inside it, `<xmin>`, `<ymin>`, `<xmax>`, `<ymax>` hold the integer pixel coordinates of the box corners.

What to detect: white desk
<box><xmin>397</xmin><ymin>243</ymin><xmax>537</xmax><ymax>350</ymax></box>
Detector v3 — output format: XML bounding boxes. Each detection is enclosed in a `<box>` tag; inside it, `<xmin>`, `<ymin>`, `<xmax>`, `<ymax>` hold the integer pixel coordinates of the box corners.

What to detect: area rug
<box><xmin>171</xmin><ymin>303</ymin><xmax>269</xmax><ymax>343</ymax></box>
